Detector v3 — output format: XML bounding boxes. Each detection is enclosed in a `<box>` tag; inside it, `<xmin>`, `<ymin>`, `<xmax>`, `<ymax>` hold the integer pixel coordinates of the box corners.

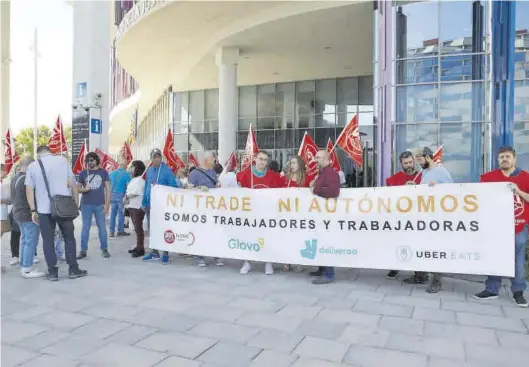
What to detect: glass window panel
<box><xmin>358</xmin><ymin>76</ymin><xmax>373</xmax><ymax>111</ymax></box>
<box><xmin>257</xmin><ymin>117</ymin><xmax>275</xmax><ymax>130</ymax></box>
<box><xmin>314</xmin><ymin>128</ymin><xmax>336</xmax><ymax>148</ymax></box>
<box><xmin>173</xmin><ymin>134</ymin><xmax>188</xmax><ymax>152</ymax></box>
<box><xmin>296</xmin><ymin>114</ymin><xmax>315</xmax><ymax>129</ymax></box>
<box><xmin>514</xmin><ymin>52</ymin><xmax>529</xmax><ymax>80</ymax></box>
<box><xmin>257</xmin><ymin>84</ymin><xmax>275</xmax><ymax>117</ymax></box>
<box><xmin>237</xmin><ymin>131</ymin><xmax>248</xmax><ymax>150</ymax></box>
<box><xmin>440</xmin><ymin>82</ymin><xmax>484</xmax><ymax>122</ymax></box>
<box><xmin>256</xmin><ymin>130</ymin><xmax>275</xmax><ymax>149</ymax></box>
<box><xmin>238</xmin><ymin>118</ymin><xmax>255</xmax><ymax>131</ymax></box>
<box><xmin>396</xmin><ymin>84</ymin><xmax>438</xmax><ymax>122</ymax></box>
<box><xmin>515</xmin><ymin>80</ymin><xmax>529</xmax><ymax>121</ymax></box>
<box><xmin>189</xmin><ymin>90</ymin><xmax>204</xmax><ymax>123</ymax></box>
<box><xmin>275</xmin><ymin>129</ymin><xmax>295</xmax><ymax>149</ymax></box>
<box><xmin>395</xmin><ymin>1</ymin><xmax>439</xmax><ymax>59</ymax></box>
<box><xmin>274</xmin><ymin>116</ymin><xmax>294</xmax><ymax>129</ymax></box>
<box><xmin>296</xmin><ymin>81</ymin><xmax>316</xmax><ymax>116</ymax></box>
<box><xmin>337</xmin><ymin>77</ymin><xmax>358</xmax><ymax>114</ymax></box>
<box><xmin>205</xmin><ymin>120</ymin><xmax>218</xmax><ymax>133</ymax></box>
<box><xmin>294</xmin><ymin>129</ymin><xmax>314</xmax><ymax>148</ymax></box>
<box><xmin>397</xmin><ymin>58</ymin><xmax>439</xmax><ymax>84</ymax></box>
<box><xmin>514</xmin><ymin>121</ymin><xmax>529</xmax><ymax>171</ymax></box>
<box><xmin>315</xmin><ymin>113</ymin><xmax>336</xmax><ymax>128</ymax></box>
<box><xmin>515</xmin><ymin>1</ymin><xmax>529</xmax><ymax>38</ymax></box>
<box><xmin>440</xmin><ymin>55</ymin><xmax>486</xmax><ymax>82</ymax></box>
<box><xmin>189</xmin><ymin>133</ymin><xmax>205</xmax><ymax>151</ymax></box>
<box><xmin>358</xmin><ymin>112</ymin><xmax>374</xmax><ymax>126</ymax></box>
<box><xmin>205</xmin><ymin>89</ymin><xmax>219</xmax><ymax>120</ymax></box>
<box><xmin>273</xmin><ymin>149</ymin><xmax>296</xmax><ymax>170</ymax></box>
<box><xmin>337</xmin><ymin>112</ymin><xmax>357</xmax><ymax>128</ymax></box>
<box><xmin>204</xmin><ymin>132</ymin><xmax>219</xmax><ymax>151</ymax></box>
<box><xmin>315</xmin><ymin>79</ymin><xmax>337</xmax><ymax>116</ymax></box>
<box><xmin>190</xmin><ymin>121</ymin><xmax>205</xmax><ymax>133</ymax></box>
<box><xmin>439</xmin><ymin>0</ymin><xmax>476</xmax><ymax>55</ymax></box>
<box><xmin>239</xmin><ymin>86</ymin><xmax>257</xmax><ymax>118</ymax></box>
<box><xmin>173</xmin><ymin>92</ymin><xmax>189</xmax><ymax>122</ymax></box>
<box><xmin>275</xmin><ymin>83</ymin><xmax>295</xmax><ymax>117</ymax></box>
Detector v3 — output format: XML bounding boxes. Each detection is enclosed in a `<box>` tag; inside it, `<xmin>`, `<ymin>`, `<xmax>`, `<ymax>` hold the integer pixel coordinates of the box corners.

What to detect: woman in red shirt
<box><xmin>280</xmin><ymin>155</ymin><xmax>308</xmax><ymax>272</ymax></box>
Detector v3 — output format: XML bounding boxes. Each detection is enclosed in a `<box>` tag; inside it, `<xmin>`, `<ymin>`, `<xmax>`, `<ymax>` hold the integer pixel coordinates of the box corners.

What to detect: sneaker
<box><xmin>128</xmin><ymin>248</ymin><xmax>136</xmax><ymax>254</ymax></box>
<box><xmin>309</xmin><ymin>269</ymin><xmax>323</xmax><ymax>277</ymax></box>
<box><xmin>76</xmin><ymin>251</ymin><xmax>87</xmax><ymax>260</ymax></box>
<box><xmin>265</xmin><ymin>262</ymin><xmax>274</xmax><ymax>275</ymax></box>
<box><xmin>312</xmin><ymin>277</ymin><xmax>335</xmax><ymax>285</ymax></box>
<box><xmin>33</xmin><ymin>257</ymin><xmax>40</xmax><ymax>264</ymax></box>
<box><xmin>161</xmin><ymin>254</ymin><xmax>170</xmax><ymax>265</ymax></box>
<box><xmin>214</xmin><ymin>258</ymin><xmax>224</xmax><ymax>266</ymax></box>
<box><xmin>513</xmin><ymin>291</ymin><xmax>528</xmax><ymax>308</ymax></box>
<box><xmin>20</xmin><ymin>268</ymin><xmax>45</xmax><ymax>279</ymax></box>
<box><xmin>68</xmin><ymin>267</ymin><xmax>88</xmax><ymax>279</ymax></box>
<box><xmin>117</xmin><ymin>232</ymin><xmax>130</xmax><ymax>236</ymax></box>
<box><xmin>131</xmin><ymin>248</ymin><xmax>145</xmax><ymax>258</ymax></box>
<box><xmin>143</xmin><ymin>252</ymin><xmax>160</xmax><ymax>261</ymax></box>
<box><xmin>109</xmin><ymin>233</ymin><xmax>115</xmax><ymax>237</ymax></box>
<box><xmin>473</xmin><ymin>290</ymin><xmax>499</xmax><ymax>300</ymax></box>
<box><xmin>47</xmin><ymin>267</ymin><xmax>59</xmax><ymax>281</ymax></box>
<box><xmin>9</xmin><ymin>257</ymin><xmax>19</xmax><ymax>266</ymax></box>
<box><xmin>240</xmin><ymin>261</ymin><xmax>252</xmax><ymax>275</ymax></box>
<box><xmin>386</xmin><ymin>270</ymin><xmax>399</xmax><ymax>279</ymax></box>
<box><xmin>197</xmin><ymin>259</ymin><xmax>207</xmax><ymax>267</ymax></box>
<box><xmin>426</xmin><ymin>280</ymin><xmax>441</xmax><ymax>293</ymax></box>
<box><xmin>403</xmin><ymin>274</ymin><xmax>429</xmax><ymax>284</ymax></box>
<box><xmin>101</xmin><ymin>250</ymin><xmax>111</xmax><ymax>258</ymax></box>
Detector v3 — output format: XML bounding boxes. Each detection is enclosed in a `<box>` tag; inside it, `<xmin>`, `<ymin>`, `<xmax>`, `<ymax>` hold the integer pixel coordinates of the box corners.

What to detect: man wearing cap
<box><xmin>142</xmin><ymin>149</ymin><xmax>183</xmax><ymax>265</ymax></box>
<box><xmin>415</xmin><ymin>147</ymin><xmax>453</xmax><ymax>293</ymax></box>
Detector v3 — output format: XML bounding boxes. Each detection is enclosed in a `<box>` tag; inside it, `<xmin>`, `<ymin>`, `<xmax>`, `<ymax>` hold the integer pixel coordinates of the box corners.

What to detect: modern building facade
<box><xmin>109</xmin><ymin>0</ymin><xmax>529</xmax><ymax>186</ymax></box>
<box><xmin>0</xmin><ymin>0</ymin><xmax>11</xmax><ymax>162</ymax></box>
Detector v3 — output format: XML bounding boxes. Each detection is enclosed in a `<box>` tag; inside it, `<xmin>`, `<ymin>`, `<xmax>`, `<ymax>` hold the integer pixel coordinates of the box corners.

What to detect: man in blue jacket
<box><xmin>142</xmin><ymin>148</ymin><xmax>182</xmax><ymax>264</ymax></box>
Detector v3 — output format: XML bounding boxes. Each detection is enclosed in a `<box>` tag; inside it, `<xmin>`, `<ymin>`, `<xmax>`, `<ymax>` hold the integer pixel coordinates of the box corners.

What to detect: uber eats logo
<box><xmin>228</xmin><ymin>238</ymin><xmax>264</xmax><ymax>252</ymax></box>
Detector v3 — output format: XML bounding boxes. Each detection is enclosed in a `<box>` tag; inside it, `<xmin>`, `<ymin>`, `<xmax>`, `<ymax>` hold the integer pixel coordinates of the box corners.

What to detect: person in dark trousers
<box><xmin>125</xmin><ymin>160</ymin><xmax>146</xmax><ymax>257</ymax></box>
<box><xmin>25</xmin><ymin>145</ymin><xmax>86</xmax><ymax>281</ymax></box>
<box><xmin>109</xmin><ymin>158</ymin><xmax>132</xmax><ymax>237</ymax></box>
<box><xmin>310</xmin><ymin>150</ymin><xmax>341</xmax><ymax>285</ymax></box>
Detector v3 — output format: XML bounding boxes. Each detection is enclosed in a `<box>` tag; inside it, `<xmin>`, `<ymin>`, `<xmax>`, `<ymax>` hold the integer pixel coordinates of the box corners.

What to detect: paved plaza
<box><xmin>2</xmin><ymin>226</ymin><xmax>529</xmax><ymax>367</ymax></box>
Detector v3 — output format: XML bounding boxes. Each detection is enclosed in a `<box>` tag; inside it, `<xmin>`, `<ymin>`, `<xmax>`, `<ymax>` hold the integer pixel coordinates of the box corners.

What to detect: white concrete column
<box><xmin>0</xmin><ymin>0</ymin><xmax>11</xmax><ymax>162</ymax></box>
<box><xmin>216</xmin><ymin>47</ymin><xmax>239</xmax><ymax>164</ymax></box>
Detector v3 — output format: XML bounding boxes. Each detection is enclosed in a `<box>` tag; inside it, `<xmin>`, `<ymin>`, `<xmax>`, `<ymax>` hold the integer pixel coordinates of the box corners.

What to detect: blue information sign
<box><xmin>90</xmin><ymin>118</ymin><xmax>102</xmax><ymax>134</ymax></box>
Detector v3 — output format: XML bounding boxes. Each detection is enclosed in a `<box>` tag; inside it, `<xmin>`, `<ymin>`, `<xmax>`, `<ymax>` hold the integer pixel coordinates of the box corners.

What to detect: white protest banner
<box><xmin>150</xmin><ymin>183</ymin><xmax>515</xmax><ymax>276</ymax></box>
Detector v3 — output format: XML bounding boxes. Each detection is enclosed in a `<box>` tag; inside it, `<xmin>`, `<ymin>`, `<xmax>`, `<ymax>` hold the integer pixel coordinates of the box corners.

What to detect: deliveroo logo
<box><xmin>301</xmin><ymin>239</ymin><xmax>318</xmax><ymax>260</ymax></box>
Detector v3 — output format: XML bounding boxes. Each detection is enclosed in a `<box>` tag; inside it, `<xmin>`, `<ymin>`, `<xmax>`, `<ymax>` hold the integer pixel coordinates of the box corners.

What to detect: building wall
<box><xmin>0</xmin><ymin>0</ymin><xmax>10</xmax><ymax>161</ymax></box>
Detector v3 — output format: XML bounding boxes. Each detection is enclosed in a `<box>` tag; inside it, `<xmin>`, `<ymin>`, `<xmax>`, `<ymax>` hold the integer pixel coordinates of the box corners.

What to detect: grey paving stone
<box><xmin>378</xmin><ymin>316</ymin><xmax>424</xmax><ymax>335</ymax></box>
<box><xmin>465</xmin><ymin>342</ymin><xmax>529</xmax><ymax>367</ymax></box>
<box><xmin>1</xmin><ymin>299</ymin><xmax>35</xmax><ymax>317</ymax></box>
<box><xmin>154</xmin><ymin>356</ymin><xmax>202</xmax><ymax>367</ymax></box>
<box><xmin>4</xmin><ymin>306</ymin><xmax>54</xmax><ymax>322</ymax></box>
<box><xmin>237</xmin><ymin>312</ymin><xmax>303</xmax><ymax>333</ymax></box>
<box><xmin>496</xmin><ymin>330</ymin><xmax>529</xmax><ymax>348</ymax></box>
<box><xmin>246</xmin><ymin>329</ymin><xmax>305</xmax><ymax>353</ymax></box>
<box><xmin>502</xmin><ymin>304</ymin><xmax>529</xmax><ymax>318</ymax></box>
<box><xmin>197</xmin><ymin>341</ymin><xmax>262</xmax><ymax>367</ymax></box>
<box><xmin>293</xmin><ymin>336</ymin><xmax>350</xmax><ymax>362</ymax></box>
<box><xmin>137</xmin><ymin>331</ymin><xmax>217</xmax><ymax>359</ymax></box>
<box><xmin>267</xmin><ymin>292</ymin><xmax>319</xmax><ymax>306</ymax></box>
<box><xmin>456</xmin><ymin>312</ymin><xmax>528</xmax><ymax>333</ymax></box>
<box><xmin>71</xmin><ymin>318</ymin><xmax>131</xmax><ymax>339</ymax></box>
<box><xmin>376</xmin><ymin>284</ymin><xmax>413</xmax><ymax>296</ymax></box>
<box><xmin>412</xmin><ymin>307</ymin><xmax>456</xmax><ymax>324</ymax></box>
<box><xmin>344</xmin><ymin>345</ymin><xmax>428</xmax><ymax>367</ymax></box>
<box><xmin>385</xmin><ymin>333</ymin><xmax>465</xmax><ymax>360</ymax></box>
<box><xmin>0</xmin><ymin>345</ymin><xmax>40</xmax><ymax>367</ymax></box>
<box><xmin>228</xmin><ymin>297</ymin><xmax>284</xmax><ymax>312</ymax></box>
<box><xmin>423</xmin><ymin>322</ymin><xmax>498</xmax><ymax>345</ymax></box>
<box><xmin>249</xmin><ymin>350</ymin><xmax>298</xmax><ymax>367</ymax></box>
<box><xmin>181</xmin><ymin>304</ymin><xmax>247</xmax><ymax>322</ymax></box>
<box><xmin>339</xmin><ymin>325</ymin><xmax>389</xmax><ymax>347</ymax></box>
<box><xmin>410</xmin><ymin>289</ymin><xmax>466</xmax><ymax>302</ymax></box>
<box><xmin>427</xmin><ymin>357</ymin><xmax>482</xmax><ymax>367</ymax></box>
<box><xmin>137</xmin><ymin>296</ymin><xmax>193</xmax><ymax>314</ymax></box>
<box><xmin>14</xmin><ymin>330</ymin><xmax>71</xmax><ymax>351</ymax></box>
<box><xmin>294</xmin><ymin>319</ymin><xmax>349</xmax><ymax>340</ymax></box>
<box><xmin>383</xmin><ymin>295</ymin><xmax>441</xmax><ymax>309</ymax></box>
<box><xmin>127</xmin><ymin>309</ymin><xmax>203</xmax><ymax>332</ymax></box>
<box><xmin>79</xmin><ymin>302</ymin><xmax>144</xmax><ymax>321</ymax></box>
<box><xmin>317</xmin><ymin>309</ymin><xmax>381</xmax><ymax>328</ymax></box>
<box><xmin>1</xmin><ymin>321</ymin><xmax>49</xmax><ymax>344</ymax></box>
<box><xmin>30</xmin><ymin>311</ymin><xmax>96</xmax><ymax>331</ymax></box>
<box><xmin>314</xmin><ymin>298</ymin><xmax>357</xmax><ymax>310</ymax></box>
<box><xmin>188</xmin><ymin>320</ymin><xmax>260</xmax><ymax>343</ymax></box>
<box><xmin>276</xmin><ymin>304</ymin><xmax>323</xmax><ymax>319</ymax></box>
<box><xmin>79</xmin><ymin>343</ymin><xmax>168</xmax><ymax>367</ymax></box>
<box><xmin>291</xmin><ymin>358</ymin><xmax>350</xmax><ymax>367</ymax></box>
<box><xmin>41</xmin><ymin>334</ymin><xmax>107</xmax><ymax>360</ymax></box>
<box><xmin>104</xmin><ymin>325</ymin><xmax>158</xmax><ymax>346</ymax></box>
<box><xmin>353</xmin><ymin>299</ymin><xmax>414</xmax><ymax>318</ymax></box>
<box><xmin>441</xmin><ymin>300</ymin><xmax>503</xmax><ymax>316</ymax></box>
<box><xmin>19</xmin><ymin>354</ymin><xmax>80</xmax><ymax>367</ymax></box>
<box><xmin>346</xmin><ymin>290</ymin><xmax>385</xmax><ymax>302</ymax></box>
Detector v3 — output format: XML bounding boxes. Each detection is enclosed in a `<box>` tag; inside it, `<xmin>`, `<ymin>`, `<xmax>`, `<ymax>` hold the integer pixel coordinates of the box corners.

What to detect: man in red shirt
<box><xmin>473</xmin><ymin>146</ymin><xmax>529</xmax><ymax>308</ymax></box>
<box><xmin>384</xmin><ymin>151</ymin><xmax>426</xmax><ymax>282</ymax></box>
<box><xmin>237</xmin><ymin>150</ymin><xmax>280</xmax><ymax>275</ymax></box>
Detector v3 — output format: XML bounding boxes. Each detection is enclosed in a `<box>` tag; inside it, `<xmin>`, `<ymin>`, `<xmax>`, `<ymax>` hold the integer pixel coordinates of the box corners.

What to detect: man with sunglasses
<box><xmin>385</xmin><ymin>151</ymin><xmax>423</xmax><ymax>281</ymax></box>
<box><xmin>77</xmin><ymin>152</ymin><xmax>111</xmax><ymax>259</ymax></box>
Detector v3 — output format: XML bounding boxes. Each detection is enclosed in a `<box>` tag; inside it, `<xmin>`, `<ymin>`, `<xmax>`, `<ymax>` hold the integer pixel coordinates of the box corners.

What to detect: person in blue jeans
<box><xmin>77</xmin><ymin>152</ymin><xmax>111</xmax><ymax>259</ymax></box>
<box><xmin>142</xmin><ymin>148</ymin><xmax>182</xmax><ymax>265</ymax></box>
<box><xmin>109</xmin><ymin>158</ymin><xmax>132</xmax><ymax>237</ymax></box>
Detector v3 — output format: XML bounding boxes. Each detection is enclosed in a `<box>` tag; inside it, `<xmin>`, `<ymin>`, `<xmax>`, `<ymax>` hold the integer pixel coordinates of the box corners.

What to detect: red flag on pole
<box><xmin>48</xmin><ymin>115</ymin><xmax>68</xmax><ymax>155</ymax></box>
<box><xmin>72</xmin><ymin>140</ymin><xmax>87</xmax><ymax>175</ymax></box>
<box><xmin>224</xmin><ymin>152</ymin><xmax>238</xmax><ymax>172</ymax></box>
<box><xmin>188</xmin><ymin>153</ymin><xmax>200</xmax><ymax>168</ymax></box>
<box><xmin>120</xmin><ymin>141</ymin><xmax>133</xmax><ymax>165</ymax></box>
<box><xmin>95</xmin><ymin>148</ymin><xmax>119</xmax><ymax>173</ymax></box>
<box><xmin>241</xmin><ymin>125</ymin><xmax>259</xmax><ymax>171</ymax></box>
<box><xmin>336</xmin><ymin>115</ymin><xmax>362</xmax><ymax>167</ymax></box>
<box><xmin>327</xmin><ymin>138</ymin><xmax>341</xmax><ymax>172</ymax></box>
<box><xmin>4</xmin><ymin>129</ymin><xmax>20</xmax><ymax>175</ymax></box>
<box><xmin>162</xmin><ymin>129</ymin><xmax>185</xmax><ymax>174</ymax></box>
<box><xmin>298</xmin><ymin>132</ymin><xmax>319</xmax><ymax>184</ymax></box>
<box><xmin>433</xmin><ymin>145</ymin><xmax>444</xmax><ymax>166</ymax></box>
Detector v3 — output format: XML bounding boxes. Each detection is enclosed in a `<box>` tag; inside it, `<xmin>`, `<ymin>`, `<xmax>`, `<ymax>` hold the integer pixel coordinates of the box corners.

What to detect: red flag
<box><xmin>188</xmin><ymin>153</ymin><xmax>200</xmax><ymax>168</ymax></box>
<box><xmin>241</xmin><ymin>125</ymin><xmax>259</xmax><ymax>171</ymax></box>
<box><xmin>48</xmin><ymin>115</ymin><xmax>68</xmax><ymax>155</ymax></box>
<box><xmin>162</xmin><ymin>129</ymin><xmax>185</xmax><ymax>174</ymax></box>
<box><xmin>120</xmin><ymin>142</ymin><xmax>133</xmax><ymax>165</ymax></box>
<box><xmin>433</xmin><ymin>145</ymin><xmax>444</xmax><ymax>166</ymax></box>
<box><xmin>224</xmin><ymin>152</ymin><xmax>238</xmax><ymax>172</ymax></box>
<box><xmin>4</xmin><ymin>129</ymin><xmax>20</xmax><ymax>175</ymax></box>
<box><xmin>327</xmin><ymin>138</ymin><xmax>341</xmax><ymax>172</ymax></box>
<box><xmin>298</xmin><ymin>132</ymin><xmax>319</xmax><ymax>184</ymax></box>
<box><xmin>72</xmin><ymin>140</ymin><xmax>87</xmax><ymax>175</ymax></box>
<box><xmin>95</xmin><ymin>148</ymin><xmax>119</xmax><ymax>173</ymax></box>
<box><xmin>336</xmin><ymin>115</ymin><xmax>362</xmax><ymax>167</ymax></box>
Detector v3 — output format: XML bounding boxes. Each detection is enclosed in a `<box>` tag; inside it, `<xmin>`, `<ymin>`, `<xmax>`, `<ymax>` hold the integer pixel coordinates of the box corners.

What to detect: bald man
<box><xmin>310</xmin><ymin>150</ymin><xmax>341</xmax><ymax>285</ymax></box>
<box><xmin>109</xmin><ymin>158</ymin><xmax>132</xmax><ymax>237</ymax></box>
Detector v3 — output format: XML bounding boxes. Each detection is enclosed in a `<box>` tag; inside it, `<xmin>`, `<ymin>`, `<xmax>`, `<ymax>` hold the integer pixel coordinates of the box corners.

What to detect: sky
<box><xmin>10</xmin><ymin>0</ymin><xmax>72</xmax><ymax>134</ymax></box>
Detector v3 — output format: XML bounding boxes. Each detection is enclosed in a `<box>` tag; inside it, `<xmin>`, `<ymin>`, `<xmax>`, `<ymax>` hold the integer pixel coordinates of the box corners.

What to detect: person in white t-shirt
<box><xmin>125</xmin><ymin>160</ymin><xmax>146</xmax><ymax>258</ymax></box>
<box><xmin>218</xmin><ymin>163</ymin><xmax>238</xmax><ymax>188</ymax></box>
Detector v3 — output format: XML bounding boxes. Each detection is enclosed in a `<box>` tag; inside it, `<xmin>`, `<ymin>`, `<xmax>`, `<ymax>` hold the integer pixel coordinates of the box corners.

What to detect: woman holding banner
<box><xmin>125</xmin><ymin>161</ymin><xmax>146</xmax><ymax>258</ymax></box>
